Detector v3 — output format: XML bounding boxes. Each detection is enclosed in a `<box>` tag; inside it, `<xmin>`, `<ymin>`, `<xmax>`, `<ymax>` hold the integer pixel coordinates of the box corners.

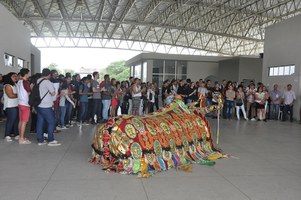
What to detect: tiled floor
<box><xmin>0</xmin><ymin>119</ymin><xmax>300</xmax><ymax>200</ymax></box>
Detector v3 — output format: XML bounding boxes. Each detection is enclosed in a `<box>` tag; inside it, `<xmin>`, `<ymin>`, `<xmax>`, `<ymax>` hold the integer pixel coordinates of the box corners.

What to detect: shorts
<box><xmin>18</xmin><ymin>105</ymin><xmax>30</xmax><ymax>123</ymax></box>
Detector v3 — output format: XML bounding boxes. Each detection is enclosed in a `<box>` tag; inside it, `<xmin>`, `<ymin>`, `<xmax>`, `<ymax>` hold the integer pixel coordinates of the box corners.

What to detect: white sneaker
<box><xmin>38</xmin><ymin>141</ymin><xmax>47</xmax><ymax>146</ymax></box>
<box><xmin>56</xmin><ymin>126</ymin><xmax>62</xmax><ymax>130</ymax></box>
<box><xmin>244</xmin><ymin>118</ymin><xmax>249</xmax><ymax>121</ymax></box>
<box><xmin>43</xmin><ymin>133</ymin><xmax>48</xmax><ymax>138</ymax></box>
<box><xmin>61</xmin><ymin>126</ymin><xmax>68</xmax><ymax>129</ymax></box>
<box><xmin>5</xmin><ymin>136</ymin><xmax>13</xmax><ymax>142</ymax></box>
<box><xmin>77</xmin><ymin>122</ymin><xmax>82</xmax><ymax>127</ymax></box>
<box><xmin>14</xmin><ymin>135</ymin><xmax>19</xmax><ymax>140</ymax></box>
<box><xmin>251</xmin><ymin>118</ymin><xmax>256</xmax><ymax>121</ymax></box>
<box><xmin>48</xmin><ymin>140</ymin><xmax>61</xmax><ymax>146</ymax></box>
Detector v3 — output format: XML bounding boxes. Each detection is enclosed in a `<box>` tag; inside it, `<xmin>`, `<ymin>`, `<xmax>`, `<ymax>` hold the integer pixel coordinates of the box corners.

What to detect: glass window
<box><xmin>130</xmin><ymin>66</ymin><xmax>134</xmax><ymax>76</ymax></box>
<box><xmin>4</xmin><ymin>53</ymin><xmax>14</xmax><ymax>67</ymax></box>
<box><xmin>268</xmin><ymin>65</ymin><xmax>295</xmax><ymax>76</ymax></box>
<box><xmin>177</xmin><ymin>61</ymin><xmax>187</xmax><ymax>74</ymax></box>
<box><xmin>164</xmin><ymin>74</ymin><xmax>176</xmax><ymax>82</ymax></box>
<box><xmin>176</xmin><ymin>74</ymin><xmax>187</xmax><ymax>80</ymax></box>
<box><xmin>153</xmin><ymin>60</ymin><xmax>164</xmax><ymax>73</ymax></box>
<box><xmin>152</xmin><ymin>74</ymin><xmax>163</xmax><ymax>87</ymax></box>
<box><xmin>142</xmin><ymin>62</ymin><xmax>147</xmax><ymax>82</ymax></box>
<box><xmin>278</xmin><ymin>67</ymin><xmax>284</xmax><ymax>75</ymax></box>
<box><xmin>165</xmin><ymin>60</ymin><xmax>176</xmax><ymax>74</ymax></box>
<box><xmin>17</xmin><ymin>58</ymin><xmax>24</xmax><ymax>69</ymax></box>
<box><xmin>284</xmin><ymin>66</ymin><xmax>290</xmax><ymax>75</ymax></box>
<box><xmin>134</xmin><ymin>64</ymin><xmax>142</xmax><ymax>79</ymax></box>
<box><xmin>290</xmin><ymin>65</ymin><xmax>295</xmax><ymax>74</ymax></box>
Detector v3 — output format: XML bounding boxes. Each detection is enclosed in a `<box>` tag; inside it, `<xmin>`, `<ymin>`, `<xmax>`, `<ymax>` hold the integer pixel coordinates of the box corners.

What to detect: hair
<box><xmin>111</xmin><ymin>78</ymin><xmax>116</xmax><ymax>85</ymax></box>
<box><xmin>3</xmin><ymin>72</ymin><xmax>17</xmax><ymax>86</ymax></box>
<box><xmin>61</xmin><ymin>79</ymin><xmax>68</xmax><ymax>90</ymax></box>
<box><xmin>30</xmin><ymin>73</ymin><xmax>42</xmax><ymax>84</ymax></box>
<box><xmin>92</xmin><ymin>71</ymin><xmax>99</xmax><ymax>78</ymax></box>
<box><xmin>65</xmin><ymin>72</ymin><xmax>71</xmax><ymax>78</ymax></box>
<box><xmin>19</xmin><ymin>68</ymin><xmax>30</xmax><ymax>77</ymax></box>
<box><xmin>51</xmin><ymin>69</ymin><xmax>58</xmax><ymax>76</ymax></box>
<box><xmin>42</xmin><ymin>68</ymin><xmax>51</xmax><ymax>76</ymax></box>
<box><xmin>133</xmin><ymin>77</ymin><xmax>139</xmax><ymax>83</ymax></box>
<box><xmin>104</xmin><ymin>74</ymin><xmax>110</xmax><ymax>80</ymax></box>
<box><xmin>237</xmin><ymin>84</ymin><xmax>244</xmax><ymax>90</ymax></box>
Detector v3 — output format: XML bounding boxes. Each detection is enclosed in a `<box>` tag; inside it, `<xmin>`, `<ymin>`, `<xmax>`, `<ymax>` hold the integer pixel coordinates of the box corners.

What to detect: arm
<box><xmin>4</xmin><ymin>85</ymin><xmax>17</xmax><ymax>98</ymax></box>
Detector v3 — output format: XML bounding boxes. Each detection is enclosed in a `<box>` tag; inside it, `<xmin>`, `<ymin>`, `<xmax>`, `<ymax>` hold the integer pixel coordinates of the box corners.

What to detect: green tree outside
<box><xmin>100</xmin><ymin>60</ymin><xmax>130</xmax><ymax>81</ymax></box>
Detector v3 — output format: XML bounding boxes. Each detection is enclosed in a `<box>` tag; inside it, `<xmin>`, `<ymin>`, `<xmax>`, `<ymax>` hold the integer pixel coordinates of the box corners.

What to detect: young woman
<box><xmin>186</xmin><ymin>82</ymin><xmax>197</xmax><ymax>103</ymax></box>
<box><xmin>147</xmin><ymin>83</ymin><xmax>155</xmax><ymax>113</ymax></box>
<box><xmin>59</xmin><ymin>80</ymin><xmax>75</xmax><ymax>129</ymax></box>
<box><xmin>110</xmin><ymin>78</ymin><xmax>118</xmax><ymax>117</ymax></box>
<box><xmin>131</xmin><ymin>78</ymin><xmax>144</xmax><ymax>115</ymax></box>
<box><xmin>255</xmin><ymin>86</ymin><xmax>267</xmax><ymax>121</ymax></box>
<box><xmin>3</xmin><ymin>72</ymin><xmax>19</xmax><ymax>142</ymax></box>
<box><xmin>225</xmin><ymin>84</ymin><xmax>235</xmax><ymax>119</ymax></box>
<box><xmin>235</xmin><ymin>85</ymin><xmax>248</xmax><ymax>120</ymax></box>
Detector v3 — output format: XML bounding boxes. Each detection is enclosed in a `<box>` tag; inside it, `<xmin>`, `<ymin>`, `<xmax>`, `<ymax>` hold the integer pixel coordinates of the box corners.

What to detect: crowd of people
<box><xmin>0</xmin><ymin>69</ymin><xmax>297</xmax><ymax>146</ymax></box>
<box><xmin>161</xmin><ymin>79</ymin><xmax>296</xmax><ymax>122</ymax></box>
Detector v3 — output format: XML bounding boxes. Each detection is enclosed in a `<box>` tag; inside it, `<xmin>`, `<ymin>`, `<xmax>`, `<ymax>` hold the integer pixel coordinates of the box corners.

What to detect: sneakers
<box><xmin>14</xmin><ymin>135</ymin><xmax>19</xmax><ymax>140</ymax></box>
<box><xmin>48</xmin><ymin>140</ymin><xmax>61</xmax><ymax>146</ymax></box>
<box><xmin>61</xmin><ymin>126</ymin><xmax>68</xmax><ymax>129</ymax></box>
<box><xmin>38</xmin><ymin>141</ymin><xmax>47</xmax><ymax>146</ymax></box>
<box><xmin>251</xmin><ymin>118</ymin><xmax>256</xmax><ymax>121</ymax></box>
<box><xmin>56</xmin><ymin>126</ymin><xmax>62</xmax><ymax>130</ymax></box>
<box><xmin>5</xmin><ymin>136</ymin><xmax>13</xmax><ymax>142</ymax></box>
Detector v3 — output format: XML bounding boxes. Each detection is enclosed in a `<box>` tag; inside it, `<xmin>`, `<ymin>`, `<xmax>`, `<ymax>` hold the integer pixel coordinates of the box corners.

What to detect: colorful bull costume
<box><xmin>91</xmin><ymin>99</ymin><xmax>223</xmax><ymax>177</ymax></box>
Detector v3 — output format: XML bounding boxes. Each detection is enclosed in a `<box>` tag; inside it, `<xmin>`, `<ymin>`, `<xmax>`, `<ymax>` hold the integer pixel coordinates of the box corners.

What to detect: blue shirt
<box><xmin>79</xmin><ymin>84</ymin><xmax>89</xmax><ymax>102</ymax></box>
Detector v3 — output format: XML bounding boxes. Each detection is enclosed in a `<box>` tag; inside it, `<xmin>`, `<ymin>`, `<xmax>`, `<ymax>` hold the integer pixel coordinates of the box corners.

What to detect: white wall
<box><xmin>187</xmin><ymin>61</ymin><xmax>219</xmax><ymax>82</ymax></box>
<box><xmin>239</xmin><ymin>57</ymin><xmax>263</xmax><ymax>84</ymax></box>
<box><xmin>0</xmin><ymin>3</ymin><xmax>31</xmax><ymax>74</ymax></box>
<box><xmin>263</xmin><ymin>14</ymin><xmax>301</xmax><ymax>120</ymax></box>
<box><xmin>30</xmin><ymin>45</ymin><xmax>41</xmax><ymax>74</ymax></box>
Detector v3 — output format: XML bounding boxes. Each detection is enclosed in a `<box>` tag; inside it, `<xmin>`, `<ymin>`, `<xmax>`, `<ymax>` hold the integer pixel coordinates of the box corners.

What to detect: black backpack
<box><xmin>29</xmin><ymin>79</ymin><xmax>48</xmax><ymax>107</ymax></box>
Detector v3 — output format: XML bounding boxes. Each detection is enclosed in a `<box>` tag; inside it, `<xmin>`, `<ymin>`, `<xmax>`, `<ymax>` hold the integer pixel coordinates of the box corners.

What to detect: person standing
<box><xmin>59</xmin><ymin>79</ymin><xmax>75</xmax><ymax>129</ymax></box>
<box><xmin>235</xmin><ymin>85</ymin><xmax>248</xmax><ymax>120</ymax></box>
<box><xmin>255</xmin><ymin>86</ymin><xmax>267</xmax><ymax>121</ymax></box>
<box><xmin>3</xmin><ymin>72</ymin><xmax>19</xmax><ymax>142</ymax></box>
<box><xmin>225</xmin><ymin>84</ymin><xmax>235</xmax><ymax>120</ymax></box>
<box><xmin>78</xmin><ymin>77</ymin><xmax>92</xmax><ymax>126</ymax></box>
<box><xmin>16</xmin><ymin>68</ymin><xmax>31</xmax><ymax>144</ymax></box>
<box><xmin>91</xmin><ymin>72</ymin><xmax>102</xmax><ymax>124</ymax></box>
<box><xmin>246</xmin><ymin>83</ymin><xmax>256</xmax><ymax>121</ymax></box>
<box><xmin>269</xmin><ymin>84</ymin><xmax>282</xmax><ymax>120</ymax></box>
<box><xmin>36</xmin><ymin>68</ymin><xmax>61</xmax><ymax>146</ymax></box>
<box><xmin>100</xmin><ymin>74</ymin><xmax>112</xmax><ymax>122</ymax></box>
<box><xmin>282</xmin><ymin>84</ymin><xmax>296</xmax><ymax>122</ymax></box>
<box><xmin>147</xmin><ymin>83</ymin><xmax>155</xmax><ymax>113</ymax></box>
<box><xmin>131</xmin><ymin>78</ymin><xmax>144</xmax><ymax>115</ymax></box>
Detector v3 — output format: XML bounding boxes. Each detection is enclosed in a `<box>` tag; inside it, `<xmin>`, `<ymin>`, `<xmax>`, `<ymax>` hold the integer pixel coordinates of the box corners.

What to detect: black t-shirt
<box><xmin>212</xmin><ymin>88</ymin><xmax>221</xmax><ymax>103</ymax></box>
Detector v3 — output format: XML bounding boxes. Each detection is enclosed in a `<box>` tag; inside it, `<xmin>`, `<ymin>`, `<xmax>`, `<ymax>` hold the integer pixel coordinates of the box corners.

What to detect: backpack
<box><xmin>29</xmin><ymin>79</ymin><xmax>48</xmax><ymax>107</ymax></box>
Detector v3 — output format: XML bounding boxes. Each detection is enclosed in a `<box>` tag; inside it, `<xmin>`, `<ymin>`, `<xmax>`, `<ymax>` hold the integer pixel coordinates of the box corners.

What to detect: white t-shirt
<box><xmin>37</xmin><ymin>78</ymin><xmax>55</xmax><ymax>108</ymax></box>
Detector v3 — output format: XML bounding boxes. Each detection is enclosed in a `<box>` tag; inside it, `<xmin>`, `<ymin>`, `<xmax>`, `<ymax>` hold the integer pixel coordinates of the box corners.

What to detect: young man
<box><xmin>16</xmin><ymin>68</ymin><xmax>31</xmax><ymax>144</ymax></box>
<box><xmin>36</xmin><ymin>68</ymin><xmax>61</xmax><ymax>146</ymax></box>
<box><xmin>91</xmin><ymin>72</ymin><xmax>102</xmax><ymax>124</ymax></box>
<box><xmin>78</xmin><ymin>77</ymin><xmax>93</xmax><ymax>126</ymax></box>
<box><xmin>282</xmin><ymin>84</ymin><xmax>296</xmax><ymax>122</ymax></box>
<box><xmin>100</xmin><ymin>74</ymin><xmax>112</xmax><ymax>121</ymax></box>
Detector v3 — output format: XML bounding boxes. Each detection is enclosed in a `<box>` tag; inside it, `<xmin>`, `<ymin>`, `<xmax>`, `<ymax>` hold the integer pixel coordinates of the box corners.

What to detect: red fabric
<box><xmin>23</xmin><ymin>80</ymin><xmax>31</xmax><ymax>92</ymax></box>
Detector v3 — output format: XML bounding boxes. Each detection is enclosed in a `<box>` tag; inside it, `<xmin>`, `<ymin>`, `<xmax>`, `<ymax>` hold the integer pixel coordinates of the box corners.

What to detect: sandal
<box><xmin>19</xmin><ymin>139</ymin><xmax>31</xmax><ymax>144</ymax></box>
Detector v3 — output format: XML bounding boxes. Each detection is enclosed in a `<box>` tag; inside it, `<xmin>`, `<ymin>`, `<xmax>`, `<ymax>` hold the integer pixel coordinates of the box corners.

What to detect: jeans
<box><xmin>59</xmin><ymin>106</ymin><xmax>67</xmax><ymax>127</ymax></box>
<box><xmin>79</xmin><ymin>102</ymin><xmax>88</xmax><ymax>122</ymax></box>
<box><xmin>270</xmin><ymin>104</ymin><xmax>280</xmax><ymax>120</ymax></box>
<box><xmin>91</xmin><ymin>99</ymin><xmax>102</xmax><ymax>122</ymax></box>
<box><xmin>65</xmin><ymin>101</ymin><xmax>72</xmax><ymax>125</ymax></box>
<box><xmin>283</xmin><ymin>105</ymin><xmax>293</xmax><ymax>122</ymax></box>
<box><xmin>235</xmin><ymin>105</ymin><xmax>247</xmax><ymax>120</ymax></box>
<box><xmin>36</xmin><ymin>107</ymin><xmax>55</xmax><ymax>143</ymax></box>
<box><xmin>102</xmin><ymin>99</ymin><xmax>111</xmax><ymax>120</ymax></box>
<box><xmin>226</xmin><ymin>100</ymin><xmax>234</xmax><ymax>119</ymax></box>
<box><xmin>4</xmin><ymin>107</ymin><xmax>19</xmax><ymax>137</ymax></box>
